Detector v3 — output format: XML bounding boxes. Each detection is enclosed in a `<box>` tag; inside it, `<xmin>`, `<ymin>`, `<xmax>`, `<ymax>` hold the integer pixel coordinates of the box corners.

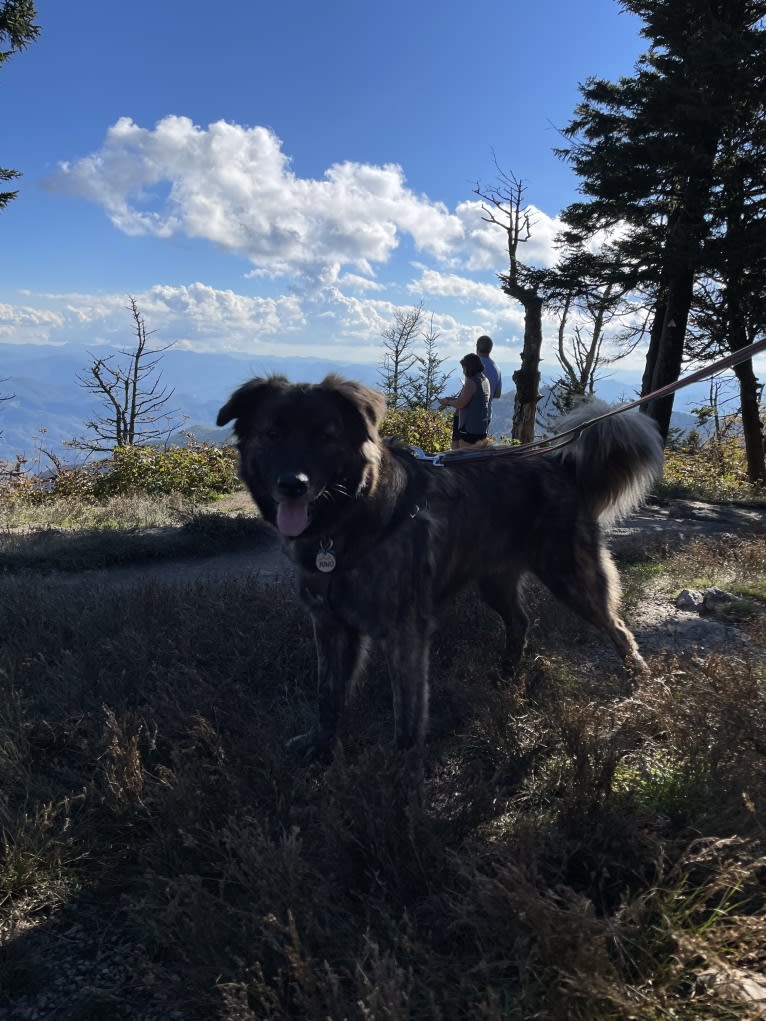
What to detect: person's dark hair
<box><xmin>476</xmin><ymin>335</ymin><xmax>493</xmax><ymax>355</ymax></box>
<box><xmin>460</xmin><ymin>353</ymin><xmax>484</xmax><ymax>377</ymax></box>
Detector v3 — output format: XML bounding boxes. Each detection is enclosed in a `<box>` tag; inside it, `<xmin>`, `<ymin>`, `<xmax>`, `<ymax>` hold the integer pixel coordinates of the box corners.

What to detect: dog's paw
<box><xmin>624</xmin><ymin>651</ymin><xmax>650</xmax><ymax>683</ymax></box>
<box><xmin>286</xmin><ymin>728</ymin><xmax>333</xmax><ymax>761</ymax></box>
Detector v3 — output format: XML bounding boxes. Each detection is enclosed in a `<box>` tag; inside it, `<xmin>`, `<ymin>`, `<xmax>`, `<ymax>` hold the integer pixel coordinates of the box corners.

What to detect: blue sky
<box><xmin>1</xmin><ymin>0</ymin><xmax>651</xmax><ymax>378</ymax></box>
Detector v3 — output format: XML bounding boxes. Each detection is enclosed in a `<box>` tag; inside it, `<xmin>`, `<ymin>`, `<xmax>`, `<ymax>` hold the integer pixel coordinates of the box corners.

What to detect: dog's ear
<box><xmin>216</xmin><ymin>376</ymin><xmax>288</xmax><ymax>428</ymax></box>
<box><xmin>323</xmin><ymin>375</ymin><xmax>387</xmax><ymax>435</ymax></box>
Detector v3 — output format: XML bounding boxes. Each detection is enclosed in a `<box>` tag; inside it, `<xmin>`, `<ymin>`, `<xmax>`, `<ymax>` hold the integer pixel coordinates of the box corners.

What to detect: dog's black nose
<box><xmin>276</xmin><ymin>472</ymin><xmax>310</xmax><ymax>499</ymax></box>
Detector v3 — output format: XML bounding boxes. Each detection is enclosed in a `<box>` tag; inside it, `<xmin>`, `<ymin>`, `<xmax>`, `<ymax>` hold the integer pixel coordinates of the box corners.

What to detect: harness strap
<box><xmin>420</xmin><ymin>335</ymin><xmax>766</xmax><ymax>467</ymax></box>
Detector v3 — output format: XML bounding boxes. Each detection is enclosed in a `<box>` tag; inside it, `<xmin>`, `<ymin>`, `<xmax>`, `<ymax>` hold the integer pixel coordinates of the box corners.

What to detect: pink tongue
<box><xmin>276</xmin><ymin>500</ymin><xmax>310</xmax><ymax>537</ymax></box>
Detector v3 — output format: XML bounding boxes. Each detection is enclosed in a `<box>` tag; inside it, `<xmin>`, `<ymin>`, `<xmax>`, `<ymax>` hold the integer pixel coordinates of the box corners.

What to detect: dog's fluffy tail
<box><xmin>554</xmin><ymin>399</ymin><xmax>664</xmax><ymax>525</ymax></box>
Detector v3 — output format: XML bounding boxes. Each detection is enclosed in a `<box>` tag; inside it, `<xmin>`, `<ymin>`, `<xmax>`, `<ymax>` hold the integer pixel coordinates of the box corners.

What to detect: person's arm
<box><xmin>442</xmin><ymin>379</ymin><xmax>473</xmax><ymax>410</ymax></box>
<box><xmin>494</xmin><ymin>374</ymin><xmax>502</xmax><ymax>400</ymax></box>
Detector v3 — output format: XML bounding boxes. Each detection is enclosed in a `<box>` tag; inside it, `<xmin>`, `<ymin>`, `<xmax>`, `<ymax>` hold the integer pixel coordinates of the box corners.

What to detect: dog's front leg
<box><xmin>287</xmin><ymin>611</ymin><xmax>369</xmax><ymax>759</ymax></box>
<box><xmin>385</xmin><ymin>617</ymin><xmax>433</xmax><ymax>753</ymax></box>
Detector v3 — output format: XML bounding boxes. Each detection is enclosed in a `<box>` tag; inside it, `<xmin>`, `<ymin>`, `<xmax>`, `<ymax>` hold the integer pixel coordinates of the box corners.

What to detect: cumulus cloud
<box><xmin>0</xmin><ymin>302</ymin><xmax>67</xmax><ymax>342</ymax></box>
<box><xmin>51</xmin><ymin>116</ymin><xmax>465</xmax><ymax>283</ymax></box>
<box><xmin>335</xmin><ymin>273</ymin><xmax>386</xmax><ymax>293</ymax></box>
<box><xmin>411</xmin><ymin>268</ymin><xmax>508</xmax><ymax>307</ymax></box>
<box><xmin>1</xmin><ymin>279</ymin><xmax>529</xmax><ymax>370</ymax></box>
<box><xmin>457</xmin><ymin>198</ymin><xmax>563</xmax><ymax>272</ymax></box>
<box><xmin>140</xmin><ymin>283</ymin><xmax>306</xmax><ymax>349</ymax></box>
<box><xmin>1</xmin><ymin>285</ymin><xmax>311</xmax><ymax>355</ymax></box>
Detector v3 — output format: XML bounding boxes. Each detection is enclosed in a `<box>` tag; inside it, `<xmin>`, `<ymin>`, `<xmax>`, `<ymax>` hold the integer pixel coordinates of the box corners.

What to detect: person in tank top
<box><xmin>439</xmin><ymin>353</ymin><xmax>490</xmax><ymax>449</ymax></box>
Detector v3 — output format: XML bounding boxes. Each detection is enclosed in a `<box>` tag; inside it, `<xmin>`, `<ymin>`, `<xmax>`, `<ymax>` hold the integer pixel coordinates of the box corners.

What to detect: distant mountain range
<box><xmin>0</xmin><ymin>343</ymin><xmax>387</xmax><ymax>464</ymax></box>
<box><xmin>0</xmin><ymin>341</ymin><xmax>705</xmax><ymax>464</ymax></box>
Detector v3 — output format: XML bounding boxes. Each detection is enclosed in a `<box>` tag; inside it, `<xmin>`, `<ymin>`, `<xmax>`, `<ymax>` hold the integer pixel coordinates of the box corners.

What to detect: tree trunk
<box><xmin>640</xmin><ymin>296</ymin><xmax>666</xmax><ymax>401</ymax></box>
<box><xmin>733</xmin><ymin>357</ymin><xmax>765</xmax><ymax>484</ymax></box>
<box><xmin>641</xmin><ymin>269</ymin><xmax>695</xmax><ymax>443</ymax></box>
<box><xmin>510</xmin><ymin>290</ymin><xmax>543</xmax><ymax>443</ymax></box>
<box><xmin>728</xmin><ymin>281</ymin><xmax>766</xmax><ymax>484</ymax></box>
<box><xmin>723</xmin><ymin>181</ymin><xmax>766</xmax><ymax>485</ymax></box>
<box><xmin>641</xmin><ymin>176</ymin><xmax>714</xmax><ymax>445</ymax></box>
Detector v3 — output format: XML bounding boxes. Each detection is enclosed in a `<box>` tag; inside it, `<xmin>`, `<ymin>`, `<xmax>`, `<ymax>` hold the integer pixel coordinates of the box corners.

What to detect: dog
<box><xmin>217</xmin><ymin>375</ymin><xmax>664</xmax><ymax>759</ymax></box>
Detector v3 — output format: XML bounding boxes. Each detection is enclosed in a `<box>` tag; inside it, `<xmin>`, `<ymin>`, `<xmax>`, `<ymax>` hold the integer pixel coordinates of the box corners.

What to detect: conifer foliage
<box><xmin>557</xmin><ymin>0</ymin><xmax>766</xmax><ymax>449</ymax></box>
<box><xmin>0</xmin><ymin>1</ymin><xmax>39</xmax><ymax>210</ymax></box>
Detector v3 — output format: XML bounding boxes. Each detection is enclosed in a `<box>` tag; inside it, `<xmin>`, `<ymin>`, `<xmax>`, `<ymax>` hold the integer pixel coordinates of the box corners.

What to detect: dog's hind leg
<box><xmin>287</xmin><ymin>614</ymin><xmax>370</xmax><ymax>758</ymax></box>
<box><xmin>536</xmin><ymin>543</ymin><xmax>646</xmax><ymax>674</ymax></box>
<box><xmin>478</xmin><ymin>572</ymin><xmax>528</xmax><ymax>675</ymax></box>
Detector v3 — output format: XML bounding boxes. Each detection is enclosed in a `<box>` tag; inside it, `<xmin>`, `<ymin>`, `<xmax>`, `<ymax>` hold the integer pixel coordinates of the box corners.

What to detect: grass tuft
<box><xmin>0</xmin><ymin>513</ymin><xmax>764</xmax><ymax>1017</ymax></box>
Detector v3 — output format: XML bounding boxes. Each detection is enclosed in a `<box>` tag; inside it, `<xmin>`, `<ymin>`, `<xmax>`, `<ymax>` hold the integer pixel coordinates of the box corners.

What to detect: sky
<box><xmin>0</xmin><ymin>0</ymin><xmax>651</xmax><ymax>380</ymax></box>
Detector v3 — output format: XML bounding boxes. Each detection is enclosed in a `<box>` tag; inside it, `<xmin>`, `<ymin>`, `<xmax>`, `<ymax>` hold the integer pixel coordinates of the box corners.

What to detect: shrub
<box><xmin>0</xmin><ymin>442</ymin><xmax>241</xmax><ymax>505</ymax></box>
<box><xmin>47</xmin><ymin>463</ymin><xmax>105</xmax><ymax>501</ymax></box>
<box><xmin>380</xmin><ymin>406</ymin><xmax>453</xmax><ymax>454</ymax></box>
<box><xmin>93</xmin><ymin>442</ymin><xmax>240</xmax><ymax>499</ymax></box>
<box><xmin>659</xmin><ymin>438</ymin><xmax>758</xmax><ymax>502</ymax></box>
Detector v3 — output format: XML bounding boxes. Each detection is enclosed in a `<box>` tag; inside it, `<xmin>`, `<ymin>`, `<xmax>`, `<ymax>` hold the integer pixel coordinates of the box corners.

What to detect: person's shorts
<box><xmin>457</xmin><ymin>429</ymin><xmax>487</xmax><ymax>445</ymax></box>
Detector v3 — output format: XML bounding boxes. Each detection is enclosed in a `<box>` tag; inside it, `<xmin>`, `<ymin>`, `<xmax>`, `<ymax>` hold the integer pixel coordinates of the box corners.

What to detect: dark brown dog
<box><xmin>217</xmin><ymin>375</ymin><xmax>663</xmax><ymax>759</ymax></box>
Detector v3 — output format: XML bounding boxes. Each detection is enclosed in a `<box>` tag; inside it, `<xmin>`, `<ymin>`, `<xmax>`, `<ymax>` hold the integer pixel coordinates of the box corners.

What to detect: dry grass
<box><xmin>0</xmin><ymin>506</ymin><xmax>271</xmax><ymax>574</ymax></box>
<box><xmin>0</xmin><ymin>518</ymin><xmax>765</xmax><ymax>1019</ymax></box>
<box><xmin>666</xmin><ymin>534</ymin><xmax>766</xmax><ymax>597</ymax></box>
<box><xmin>0</xmin><ymin>490</ymin><xmax>197</xmax><ymax>532</ymax></box>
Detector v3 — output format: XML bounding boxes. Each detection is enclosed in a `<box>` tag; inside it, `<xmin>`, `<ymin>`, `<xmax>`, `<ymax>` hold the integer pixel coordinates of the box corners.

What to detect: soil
<box><xmin>608</xmin><ymin>496</ymin><xmax>766</xmax><ymax>658</ymax></box>
<box><xmin>86</xmin><ymin>491</ymin><xmax>766</xmax><ymax>663</ymax></box>
<box><xmin>3</xmin><ymin>493</ymin><xmax>765</xmax><ymax>1020</ymax></box>
<box><xmin>75</xmin><ymin>491</ymin><xmax>766</xmax><ymax>647</ymax></box>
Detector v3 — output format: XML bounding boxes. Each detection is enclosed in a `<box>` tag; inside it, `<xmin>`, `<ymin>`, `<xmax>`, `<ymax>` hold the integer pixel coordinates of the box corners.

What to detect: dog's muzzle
<box><xmin>276</xmin><ymin>471</ymin><xmax>310</xmax><ymax>499</ymax></box>
<box><xmin>274</xmin><ymin>472</ymin><xmax>314</xmax><ymax>538</ymax></box>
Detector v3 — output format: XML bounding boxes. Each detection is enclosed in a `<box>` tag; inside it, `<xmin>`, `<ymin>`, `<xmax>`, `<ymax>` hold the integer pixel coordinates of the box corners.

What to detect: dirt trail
<box><xmin>608</xmin><ymin>495</ymin><xmax>766</xmax><ymax>546</ymax></box>
<box><xmin>607</xmin><ymin>497</ymin><xmax>766</xmax><ymax>658</ymax></box>
<box><xmin>13</xmin><ymin>493</ymin><xmax>766</xmax><ymax>658</ymax></box>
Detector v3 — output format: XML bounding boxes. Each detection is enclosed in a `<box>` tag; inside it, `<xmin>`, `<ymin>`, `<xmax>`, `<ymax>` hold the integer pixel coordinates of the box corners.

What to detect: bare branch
<box><xmin>70</xmin><ymin>297</ymin><xmax>183</xmax><ymax>452</ymax></box>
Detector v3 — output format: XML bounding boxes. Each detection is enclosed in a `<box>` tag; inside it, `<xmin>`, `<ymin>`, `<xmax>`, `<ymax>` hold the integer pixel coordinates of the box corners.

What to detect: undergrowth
<box><xmin>0</xmin><ymin>520</ymin><xmax>764</xmax><ymax>1019</ymax></box>
<box><xmin>659</xmin><ymin>437</ymin><xmax>766</xmax><ymax>505</ymax></box>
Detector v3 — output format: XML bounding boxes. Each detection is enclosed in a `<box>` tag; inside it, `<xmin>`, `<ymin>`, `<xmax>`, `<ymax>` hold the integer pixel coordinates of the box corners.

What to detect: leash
<box><xmin>411</xmin><ymin>335</ymin><xmax>766</xmax><ymax>467</ymax></box>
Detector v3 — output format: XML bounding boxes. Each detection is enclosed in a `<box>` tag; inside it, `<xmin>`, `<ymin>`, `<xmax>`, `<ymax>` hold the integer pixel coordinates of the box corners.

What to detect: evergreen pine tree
<box><xmin>557</xmin><ymin>0</ymin><xmax>766</xmax><ymax>441</ymax></box>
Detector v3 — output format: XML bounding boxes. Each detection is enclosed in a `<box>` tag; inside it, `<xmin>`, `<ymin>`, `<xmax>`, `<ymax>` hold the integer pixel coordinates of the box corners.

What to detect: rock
<box><xmin>675</xmin><ymin>589</ymin><xmax>705</xmax><ymax>610</ymax></box>
<box><xmin>703</xmin><ymin>586</ymin><xmax>736</xmax><ymax>611</ymax></box>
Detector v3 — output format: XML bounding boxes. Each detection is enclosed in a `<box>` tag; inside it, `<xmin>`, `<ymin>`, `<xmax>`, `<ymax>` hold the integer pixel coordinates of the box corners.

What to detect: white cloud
<box><xmin>1</xmin><ymin>285</ymin><xmax>310</xmax><ymax>355</ymax></box>
<box><xmin>141</xmin><ymin>283</ymin><xmax>306</xmax><ymax>349</ymax></box>
<box><xmin>51</xmin><ymin>116</ymin><xmax>465</xmax><ymax>283</ymax></box>
<box><xmin>0</xmin><ymin>280</ymin><xmax>528</xmax><ymax>371</ymax></box>
<box><xmin>0</xmin><ymin>302</ymin><xmax>67</xmax><ymax>341</ymax></box>
<box><xmin>456</xmin><ymin>198</ymin><xmax>563</xmax><ymax>272</ymax></box>
<box><xmin>336</xmin><ymin>273</ymin><xmax>386</xmax><ymax>293</ymax></box>
<box><xmin>411</xmin><ymin>268</ymin><xmax>508</xmax><ymax>307</ymax></box>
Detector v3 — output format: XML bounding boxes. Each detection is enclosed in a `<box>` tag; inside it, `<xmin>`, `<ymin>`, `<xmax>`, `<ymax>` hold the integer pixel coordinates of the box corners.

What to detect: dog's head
<box><xmin>217</xmin><ymin>374</ymin><xmax>387</xmax><ymax>539</ymax></box>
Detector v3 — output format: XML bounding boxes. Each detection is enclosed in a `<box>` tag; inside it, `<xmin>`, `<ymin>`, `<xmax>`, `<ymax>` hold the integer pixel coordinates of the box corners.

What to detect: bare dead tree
<box><xmin>691</xmin><ymin>378</ymin><xmax>742</xmax><ymax>468</ymax></box>
<box><xmin>69</xmin><ymin>297</ymin><xmax>184</xmax><ymax>453</ymax></box>
<box><xmin>476</xmin><ymin>168</ymin><xmax>544</xmax><ymax>442</ymax></box>
<box><xmin>550</xmin><ymin>280</ymin><xmax>639</xmax><ymax>412</ymax></box>
<box><xmin>379</xmin><ymin>302</ymin><xmax>424</xmax><ymax>409</ymax></box>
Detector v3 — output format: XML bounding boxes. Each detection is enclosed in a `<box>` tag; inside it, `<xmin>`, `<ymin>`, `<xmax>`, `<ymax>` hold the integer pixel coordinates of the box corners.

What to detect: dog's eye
<box><xmin>263</xmin><ymin>427</ymin><xmax>281</xmax><ymax>441</ymax></box>
<box><xmin>322</xmin><ymin>424</ymin><xmax>340</xmax><ymax>441</ymax></box>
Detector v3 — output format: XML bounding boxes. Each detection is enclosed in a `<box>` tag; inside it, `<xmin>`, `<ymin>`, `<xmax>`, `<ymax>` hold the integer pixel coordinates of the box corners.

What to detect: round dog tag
<box><xmin>315</xmin><ymin>542</ymin><xmax>336</xmax><ymax>573</ymax></box>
